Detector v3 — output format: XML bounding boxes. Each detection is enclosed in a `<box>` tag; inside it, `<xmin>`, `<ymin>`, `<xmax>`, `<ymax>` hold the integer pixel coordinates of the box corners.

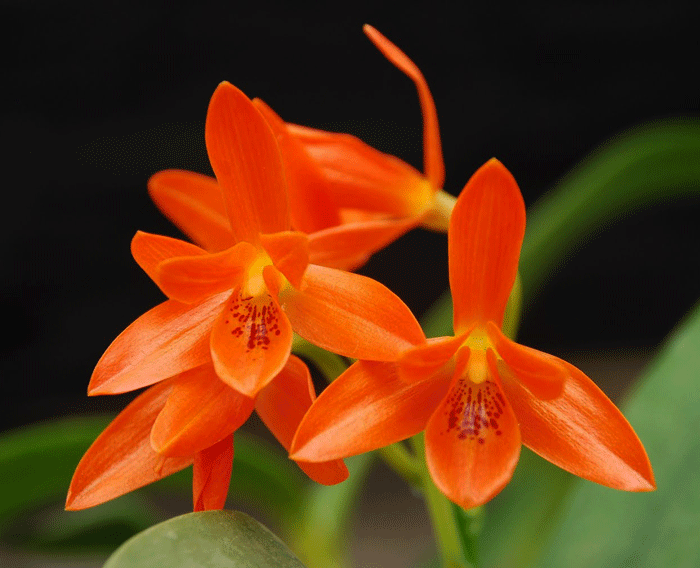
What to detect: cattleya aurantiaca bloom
<box><xmin>291</xmin><ymin>159</ymin><xmax>655</xmax><ymax>509</ymax></box>
<box><xmin>66</xmin><ymin>81</ymin><xmax>426</xmax><ymax>511</ymax></box>
<box><xmin>148</xmin><ymin>25</ymin><xmax>455</xmax><ymax>271</ymax></box>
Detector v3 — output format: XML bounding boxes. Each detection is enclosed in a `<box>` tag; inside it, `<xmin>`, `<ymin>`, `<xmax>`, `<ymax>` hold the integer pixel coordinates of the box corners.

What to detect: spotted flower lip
<box><xmin>290</xmin><ymin>158</ymin><xmax>655</xmax><ymax>510</ymax></box>
<box><xmin>67</xmin><ymin>80</ymin><xmax>427</xmax><ymax>512</ymax></box>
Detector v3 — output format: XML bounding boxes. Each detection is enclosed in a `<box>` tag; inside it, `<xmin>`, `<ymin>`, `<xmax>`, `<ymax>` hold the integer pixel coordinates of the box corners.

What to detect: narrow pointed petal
<box><xmin>487</xmin><ymin>322</ymin><xmax>565</xmax><ymax>400</ymax></box>
<box><xmin>449</xmin><ymin>159</ymin><xmax>526</xmax><ymax>333</ymax></box>
<box><xmin>500</xmin><ymin>358</ymin><xmax>655</xmax><ymax>491</ymax></box>
<box><xmin>66</xmin><ymin>381</ymin><xmax>192</xmax><ymax>510</ymax></box>
<box><xmin>256</xmin><ymin>356</ymin><xmax>348</xmax><ymax>485</ymax></box>
<box><xmin>398</xmin><ymin>334</ymin><xmax>465</xmax><ymax>383</ymax></box>
<box><xmin>253</xmin><ymin>98</ymin><xmax>342</xmax><ymax>232</ymax></box>
<box><xmin>281</xmin><ymin>265</ymin><xmax>425</xmax><ymax>361</ymax></box>
<box><xmin>308</xmin><ymin>217</ymin><xmax>418</xmax><ymax>271</ymax></box>
<box><xmin>193</xmin><ymin>434</ymin><xmax>233</xmax><ymax>511</ymax></box>
<box><xmin>363</xmin><ymin>24</ymin><xmax>444</xmax><ymax>189</ymax></box>
<box><xmin>288</xmin><ymin>123</ymin><xmax>432</xmax><ymax>217</ymax></box>
<box><xmin>131</xmin><ymin>231</ymin><xmax>207</xmax><ymax>284</ymax></box>
<box><xmin>151</xmin><ymin>365</ymin><xmax>254</xmax><ymax>457</ymax></box>
<box><xmin>206</xmin><ymin>82</ymin><xmax>290</xmax><ymax>242</ymax></box>
<box><xmin>89</xmin><ymin>293</ymin><xmax>229</xmax><ymax>395</ymax></box>
<box><xmin>291</xmin><ymin>360</ymin><xmax>450</xmax><ymax>462</ymax></box>
<box><xmin>260</xmin><ymin>231</ymin><xmax>309</xmax><ymax>289</ymax></box>
<box><xmin>210</xmin><ymin>288</ymin><xmax>293</xmax><ymax>397</ymax></box>
<box><xmin>148</xmin><ymin>170</ymin><xmax>235</xmax><ymax>252</ymax></box>
<box><xmin>156</xmin><ymin>241</ymin><xmax>257</xmax><ymax>304</ymax></box>
<box><xmin>425</xmin><ymin>348</ymin><xmax>521</xmax><ymax>509</ymax></box>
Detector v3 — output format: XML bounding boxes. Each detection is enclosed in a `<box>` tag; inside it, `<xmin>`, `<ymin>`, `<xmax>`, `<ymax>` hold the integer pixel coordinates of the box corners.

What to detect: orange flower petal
<box><xmin>66</xmin><ymin>381</ymin><xmax>192</xmax><ymax>510</ymax></box>
<box><xmin>308</xmin><ymin>217</ymin><xmax>418</xmax><ymax>271</ymax></box>
<box><xmin>487</xmin><ymin>322</ymin><xmax>565</xmax><ymax>400</ymax></box>
<box><xmin>425</xmin><ymin>348</ymin><xmax>521</xmax><ymax>509</ymax></box>
<box><xmin>288</xmin><ymin>123</ymin><xmax>431</xmax><ymax>217</ymax></box>
<box><xmin>205</xmin><ymin>82</ymin><xmax>290</xmax><ymax>242</ymax></box>
<box><xmin>89</xmin><ymin>293</ymin><xmax>229</xmax><ymax>395</ymax></box>
<box><xmin>147</xmin><ymin>169</ymin><xmax>235</xmax><ymax>252</ymax></box>
<box><xmin>151</xmin><ymin>365</ymin><xmax>254</xmax><ymax>457</ymax></box>
<box><xmin>193</xmin><ymin>434</ymin><xmax>233</xmax><ymax>511</ymax></box>
<box><xmin>210</xmin><ymin>288</ymin><xmax>293</xmax><ymax>397</ymax></box>
<box><xmin>252</xmin><ymin>98</ymin><xmax>342</xmax><ymax>233</ymax></box>
<box><xmin>281</xmin><ymin>265</ymin><xmax>425</xmax><ymax>361</ymax></box>
<box><xmin>363</xmin><ymin>25</ymin><xmax>444</xmax><ymax>189</ymax></box>
<box><xmin>449</xmin><ymin>159</ymin><xmax>526</xmax><ymax>333</ymax></box>
<box><xmin>259</xmin><ymin>231</ymin><xmax>309</xmax><ymax>289</ymax></box>
<box><xmin>156</xmin><ymin>241</ymin><xmax>257</xmax><ymax>304</ymax></box>
<box><xmin>256</xmin><ymin>355</ymin><xmax>348</xmax><ymax>485</ymax></box>
<box><xmin>131</xmin><ymin>231</ymin><xmax>207</xmax><ymax>284</ymax></box>
<box><xmin>500</xmin><ymin>358</ymin><xmax>655</xmax><ymax>491</ymax></box>
<box><xmin>397</xmin><ymin>334</ymin><xmax>465</xmax><ymax>383</ymax></box>
<box><xmin>291</xmin><ymin>360</ymin><xmax>450</xmax><ymax>462</ymax></box>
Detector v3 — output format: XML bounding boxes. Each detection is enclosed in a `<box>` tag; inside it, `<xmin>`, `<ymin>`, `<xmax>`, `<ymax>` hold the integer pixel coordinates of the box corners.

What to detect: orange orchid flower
<box><xmin>148</xmin><ymin>25</ymin><xmax>455</xmax><ymax>271</ymax></box>
<box><xmin>290</xmin><ymin>159</ymin><xmax>655</xmax><ymax>510</ymax></box>
<box><xmin>66</xmin><ymin>358</ymin><xmax>347</xmax><ymax>512</ymax></box>
<box><xmin>66</xmin><ymin>80</ymin><xmax>425</xmax><ymax>511</ymax></box>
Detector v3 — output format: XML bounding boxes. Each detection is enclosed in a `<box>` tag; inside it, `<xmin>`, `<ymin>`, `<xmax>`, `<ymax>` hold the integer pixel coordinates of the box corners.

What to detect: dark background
<box><xmin>2</xmin><ymin>1</ymin><xmax>699</xmax><ymax>432</ymax></box>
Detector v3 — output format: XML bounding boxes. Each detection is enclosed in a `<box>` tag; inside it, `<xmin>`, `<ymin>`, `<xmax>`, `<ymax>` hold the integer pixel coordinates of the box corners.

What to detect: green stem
<box><xmin>377</xmin><ymin>442</ymin><xmax>421</xmax><ymax>488</ymax></box>
<box><xmin>409</xmin><ymin>433</ymin><xmax>470</xmax><ymax>568</ymax></box>
<box><xmin>292</xmin><ymin>335</ymin><xmax>349</xmax><ymax>382</ymax></box>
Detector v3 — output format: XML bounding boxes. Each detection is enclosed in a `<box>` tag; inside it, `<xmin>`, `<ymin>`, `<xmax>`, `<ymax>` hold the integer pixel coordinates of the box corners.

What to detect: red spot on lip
<box><xmin>444</xmin><ymin>379</ymin><xmax>507</xmax><ymax>443</ymax></box>
<box><xmin>224</xmin><ymin>290</ymin><xmax>281</xmax><ymax>352</ymax></box>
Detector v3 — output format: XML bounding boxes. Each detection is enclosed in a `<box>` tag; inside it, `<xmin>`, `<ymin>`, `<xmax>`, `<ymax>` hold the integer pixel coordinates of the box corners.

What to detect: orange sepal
<box><xmin>66</xmin><ymin>381</ymin><xmax>192</xmax><ymax>510</ymax></box>
<box><xmin>288</xmin><ymin>123</ymin><xmax>431</xmax><ymax>217</ymax></box>
<box><xmin>150</xmin><ymin>365</ymin><xmax>254</xmax><ymax>457</ymax></box>
<box><xmin>424</xmin><ymin>348</ymin><xmax>522</xmax><ymax>509</ymax></box>
<box><xmin>253</xmin><ymin>98</ymin><xmax>342</xmax><ymax>233</ymax></box>
<box><xmin>131</xmin><ymin>231</ymin><xmax>206</xmax><ymax>284</ymax></box>
<box><xmin>449</xmin><ymin>159</ymin><xmax>526</xmax><ymax>333</ymax></box>
<box><xmin>205</xmin><ymin>82</ymin><xmax>290</xmax><ymax>243</ymax></box>
<box><xmin>210</xmin><ymin>288</ymin><xmax>293</xmax><ymax>397</ymax></box>
<box><xmin>281</xmin><ymin>265</ymin><xmax>425</xmax><ymax>361</ymax></box>
<box><xmin>256</xmin><ymin>355</ymin><xmax>348</xmax><ymax>485</ymax></box>
<box><xmin>500</xmin><ymin>358</ymin><xmax>655</xmax><ymax>491</ymax></box>
<box><xmin>363</xmin><ymin>25</ymin><xmax>444</xmax><ymax>189</ymax></box>
<box><xmin>308</xmin><ymin>216</ymin><xmax>418</xmax><ymax>271</ymax></box>
<box><xmin>291</xmin><ymin>360</ymin><xmax>450</xmax><ymax>462</ymax></box>
<box><xmin>147</xmin><ymin>169</ymin><xmax>235</xmax><ymax>253</ymax></box>
<box><xmin>156</xmin><ymin>241</ymin><xmax>257</xmax><ymax>304</ymax></box>
<box><xmin>89</xmin><ymin>293</ymin><xmax>229</xmax><ymax>395</ymax></box>
<box><xmin>193</xmin><ymin>434</ymin><xmax>234</xmax><ymax>511</ymax></box>
<box><xmin>487</xmin><ymin>323</ymin><xmax>565</xmax><ymax>400</ymax></box>
<box><xmin>397</xmin><ymin>334</ymin><xmax>466</xmax><ymax>383</ymax></box>
<box><xmin>260</xmin><ymin>231</ymin><xmax>309</xmax><ymax>289</ymax></box>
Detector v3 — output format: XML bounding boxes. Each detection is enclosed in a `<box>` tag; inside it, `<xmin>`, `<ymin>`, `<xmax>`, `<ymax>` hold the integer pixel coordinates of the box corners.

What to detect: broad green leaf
<box><xmin>536</xmin><ymin>301</ymin><xmax>700</xmax><ymax>568</ymax></box>
<box><xmin>104</xmin><ymin>510</ymin><xmax>307</xmax><ymax>568</ymax></box>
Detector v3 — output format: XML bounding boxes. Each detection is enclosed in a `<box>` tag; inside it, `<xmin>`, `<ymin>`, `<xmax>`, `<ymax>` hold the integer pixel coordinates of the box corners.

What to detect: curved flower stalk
<box><xmin>67</xmin><ymin>81</ymin><xmax>425</xmax><ymax>511</ymax></box>
<box><xmin>148</xmin><ymin>25</ymin><xmax>456</xmax><ymax>271</ymax></box>
<box><xmin>291</xmin><ymin>159</ymin><xmax>656</xmax><ymax>510</ymax></box>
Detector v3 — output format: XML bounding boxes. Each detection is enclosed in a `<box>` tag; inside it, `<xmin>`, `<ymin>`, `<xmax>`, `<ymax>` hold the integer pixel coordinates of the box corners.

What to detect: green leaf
<box><xmin>520</xmin><ymin>119</ymin><xmax>700</xmax><ymax>301</ymax></box>
<box><xmin>534</xmin><ymin>301</ymin><xmax>700</xmax><ymax>568</ymax></box>
<box><xmin>103</xmin><ymin>510</ymin><xmax>307</xmax><ymax>568</ymax></box>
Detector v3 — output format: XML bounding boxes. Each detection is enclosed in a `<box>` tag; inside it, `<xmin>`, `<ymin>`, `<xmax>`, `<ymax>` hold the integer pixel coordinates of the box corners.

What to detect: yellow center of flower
<box><xmin>242</xmin><ymin>251</ymin><xmax>274</xmax><ymax>297</ymax></box>
<box><xmin>460</xmin><ymin>328</ymin><xmax>497</xmax><ymax>385</ymax></box>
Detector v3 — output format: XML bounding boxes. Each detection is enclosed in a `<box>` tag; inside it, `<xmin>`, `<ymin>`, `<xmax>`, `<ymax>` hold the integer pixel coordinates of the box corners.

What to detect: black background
<box><xmin>2</xmin><ymin>1</ymin><xmax>699</xmax><ymax>431</ymax></box>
